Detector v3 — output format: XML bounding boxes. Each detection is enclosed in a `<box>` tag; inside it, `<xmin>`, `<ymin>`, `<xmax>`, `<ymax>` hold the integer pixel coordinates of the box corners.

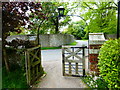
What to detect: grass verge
<box><xmin>66</xmin><ymin>41</ymin><xmax>78</xmax><ymax>46</ymax></box>
<box><xmin>0</xmin><ymin>68</ymin><xmax>2</xmax><ymax>89</ymax></box>
<box><xmin>41</xmin><ymin>47</ymin><xmax>61</xmax><ymax>50</ymax></box>
<box><xmin>2</xmin><ymin>66</ymin><xmax>29</xmax><ymax>89</ymax></box>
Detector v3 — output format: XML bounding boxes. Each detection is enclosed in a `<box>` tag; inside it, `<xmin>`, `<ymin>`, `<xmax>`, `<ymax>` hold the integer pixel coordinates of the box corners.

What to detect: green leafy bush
<box><xmin>98</xmin><ymin>38</ymin><xmax>120</xmax><ymax>88</ymax></box>
<box><xmin>82</xmin><ymin>75</ymin><xmax>108</xmax><ymax>88</ymax></box>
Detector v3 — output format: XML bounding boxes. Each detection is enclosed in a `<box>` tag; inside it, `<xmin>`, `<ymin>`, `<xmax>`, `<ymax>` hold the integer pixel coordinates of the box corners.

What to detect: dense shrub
<box><xmin>98</xmin><ymin>38</ymin><xmax>120</xmax><ymax>88</ymax></box>
<box><xmin>2</xmin><ymin>66</ymin><xmax>29</xmax><ymax>88</ymax></box>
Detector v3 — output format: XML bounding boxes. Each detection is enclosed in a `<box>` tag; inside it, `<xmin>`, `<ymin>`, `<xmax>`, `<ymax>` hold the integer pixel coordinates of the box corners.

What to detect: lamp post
<box><xmin>54</xmin><ymin>7</ymin><xmax>65</xmax><ymax>34</ymax></box>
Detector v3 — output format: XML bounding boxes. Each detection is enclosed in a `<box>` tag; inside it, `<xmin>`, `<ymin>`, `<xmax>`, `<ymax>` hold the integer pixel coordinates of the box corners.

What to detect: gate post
<box><xmin>82</xmin><ymin>47</ymin><xmax>85</xmax><ymax>76</ymax></box>
<box><xmin>62</xmin><ymin>47</ymin><xmax>65</xmax><ymax>76</ymax></box>
<box><xmin>25</xmin><ymin>50</ymin><xmax>30</xmax><ymax>85</ymax></box>
<box><xmin>89</xmin><ymin>33</ymin><xmax>106</xmax><ymax>75</ymax></box>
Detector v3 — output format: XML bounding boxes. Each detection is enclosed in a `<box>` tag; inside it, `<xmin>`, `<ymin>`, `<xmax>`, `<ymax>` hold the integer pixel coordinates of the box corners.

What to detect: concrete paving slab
<box><xmin>34</xmin><ymin>60</ymin><xmax>87</xmax><ymax>88</ymax></box>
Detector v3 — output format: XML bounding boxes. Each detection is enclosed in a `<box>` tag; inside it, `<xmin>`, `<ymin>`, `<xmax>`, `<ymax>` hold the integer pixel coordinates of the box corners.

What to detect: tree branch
<box><xmin>113</xmin><ymin>2</ymin><xmax>118</xmax><ymax>7</ymax></box>
<box><xmin>83</xmin><ymin>2</ymin><xmax>94</xmax><ymax>9</ymax></box>
<box><xmin>101</xmin><ymin>6</ymin><xmax>117</xmax><ymax>10</ymax></box>
<box><xmin>51</xmin><ymin>18</ymin><xmax>57</xmax><ymax>25</ymax></box>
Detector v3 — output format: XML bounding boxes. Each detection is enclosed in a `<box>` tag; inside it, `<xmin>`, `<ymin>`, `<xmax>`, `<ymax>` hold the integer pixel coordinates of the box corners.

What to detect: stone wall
<box><xmin>104</xmin><ymin>34</ymin><xmax>117</xmax><ymax>39</ymax></box>
<box><xmin>6</xmin><ymin>34</ymin><xmax>75</xmax><ymax>47</ymax></box>
<box><xmin>39</xmin><ymin>34</ymin><xmax>74</xmax><ymax>47</ymax></box>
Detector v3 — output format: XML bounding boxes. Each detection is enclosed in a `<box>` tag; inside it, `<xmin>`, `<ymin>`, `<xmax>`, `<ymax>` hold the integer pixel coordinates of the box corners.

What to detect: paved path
<box><xmin>33</xmin><ymin>40</ymin><xmax>88</xmax><ymax>88</ymax></box>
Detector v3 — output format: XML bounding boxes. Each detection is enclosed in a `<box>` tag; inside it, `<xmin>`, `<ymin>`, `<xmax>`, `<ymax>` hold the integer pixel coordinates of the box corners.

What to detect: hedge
<box><xmin>98</xmin><ymin>38</ymin><xmax>120</xmax><ymax>88</ymax></box>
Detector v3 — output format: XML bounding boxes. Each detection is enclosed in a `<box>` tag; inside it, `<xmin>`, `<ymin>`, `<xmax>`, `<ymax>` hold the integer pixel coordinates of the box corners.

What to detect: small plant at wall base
<box><xmin>98</xmin><ymin>38</ymin><xmax>120</xmax><ymax>88</ymax></box>
<box><xmin>82</xmin><ymin>73</ymin><xmax>108</xmax><ymax>88</ymax></box>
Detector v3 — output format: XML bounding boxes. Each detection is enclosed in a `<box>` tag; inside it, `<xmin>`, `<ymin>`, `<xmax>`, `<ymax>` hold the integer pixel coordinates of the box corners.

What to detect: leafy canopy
<box><xmin>29</xmin><ymin>2</ymin><xmax>72</xmax><ymax>34</ymax></box>
<box><xmin>80</xmin><ymin>1</ymin><xmax>117</xmax><ymax>34</ymax></box>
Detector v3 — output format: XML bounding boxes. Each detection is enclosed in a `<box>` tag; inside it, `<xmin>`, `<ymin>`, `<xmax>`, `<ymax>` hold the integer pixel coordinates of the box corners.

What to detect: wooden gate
<box><xmin>62</xmin><ymin>46</ymin><xmax>87</xmax><ymax>77</ymax></box>
<box><xmin>25</xmin><ymin>45</ymin><xmax>44</xmax><ymax>85</ymax></box>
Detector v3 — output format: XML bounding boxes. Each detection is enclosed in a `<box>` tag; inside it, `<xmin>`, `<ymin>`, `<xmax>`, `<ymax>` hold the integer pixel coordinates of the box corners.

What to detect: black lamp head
<box><xmin>58</xmin><ymin>7</ymin><xmax>65</xmax><ymax>17</ymax></box>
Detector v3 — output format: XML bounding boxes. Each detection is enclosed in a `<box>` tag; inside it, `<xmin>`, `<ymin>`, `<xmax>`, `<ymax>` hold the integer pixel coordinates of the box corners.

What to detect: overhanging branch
<box><xmin>64</xmin><ymin>15</ymin><xmax>88</xmax><ymax>26</ymax></box>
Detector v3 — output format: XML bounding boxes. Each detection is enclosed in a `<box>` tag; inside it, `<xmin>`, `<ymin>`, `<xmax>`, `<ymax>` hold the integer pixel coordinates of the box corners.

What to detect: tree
<box><xmin>2</xmin><ymin>2</ymin><xmax>46</xmax><ymax>71</ymax></box>
<box><xmin>29</xmin><ymin>2</ymin><xmax>72</xmax><ymax>34</ymax></box>
<box><xmin>63</xmin><ymin>20</ymin><xmax>86</xmax><ymax>39</ymax></box>
<box><xmin>80</xmin><ymin>2</ymin><xmax>117</xmax><ymax>34</ymax></box>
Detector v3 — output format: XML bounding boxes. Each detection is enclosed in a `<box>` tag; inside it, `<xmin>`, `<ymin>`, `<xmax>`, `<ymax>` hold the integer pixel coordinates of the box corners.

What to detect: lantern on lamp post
<box><xmin>58</xmin><ymin>7</ymin><xmax>65</xmax><ymax>17</ymax></box>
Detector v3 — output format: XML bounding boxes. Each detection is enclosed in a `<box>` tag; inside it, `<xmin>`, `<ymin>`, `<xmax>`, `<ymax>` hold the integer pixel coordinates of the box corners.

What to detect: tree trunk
<box><xmin>3</xmin><ymin>47</ymin><xmax>10</xmax><ymax>72</ymax></box>
<box><xmin>2</xmin><ymin>33</ymin><xmax>10</xmax><ymax>72</ymax></box>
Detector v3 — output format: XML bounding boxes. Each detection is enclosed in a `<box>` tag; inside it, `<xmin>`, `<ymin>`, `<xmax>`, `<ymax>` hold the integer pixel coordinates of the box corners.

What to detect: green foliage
<box><xmin>81</xmin><ymin>2</ymin><xmax>117</xmax><ymax>34</ymax></box>
<box><xmin>2</xmin><ymin>66</ymin><xmax>29</xmax><ymax>88</ymax></box>
<box><xmin>98</xmin><ymin>38</ymin><xmax>120</xmax><ymax>88</ymax></box>
<box><xmin>29</xmin><ymin>2</ymin><xmax>72</xmax><ymax>34</ymax></box>
<box><xmin>65</xmin><ymin>41</ymin><xmax>77</xmax><ymax>46</ymax></box>
<box><xmin>63</xmin><ymin>20</ymin><xmax>86</xmax><ymax>39</ymax></box>
<box><xmin>10</xmin><ymin>27</ymin><xmax>30</xmax><ymax>35</ymax></box>
<box><xmin>2</xmin><ymin>48</ymin><xmax>29</xmax><ymax>88</ymax></box>
<box><xmin>69</xmin><ymin>41</ymin><xmax>77</xmax><ymax>45</ymax></box>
